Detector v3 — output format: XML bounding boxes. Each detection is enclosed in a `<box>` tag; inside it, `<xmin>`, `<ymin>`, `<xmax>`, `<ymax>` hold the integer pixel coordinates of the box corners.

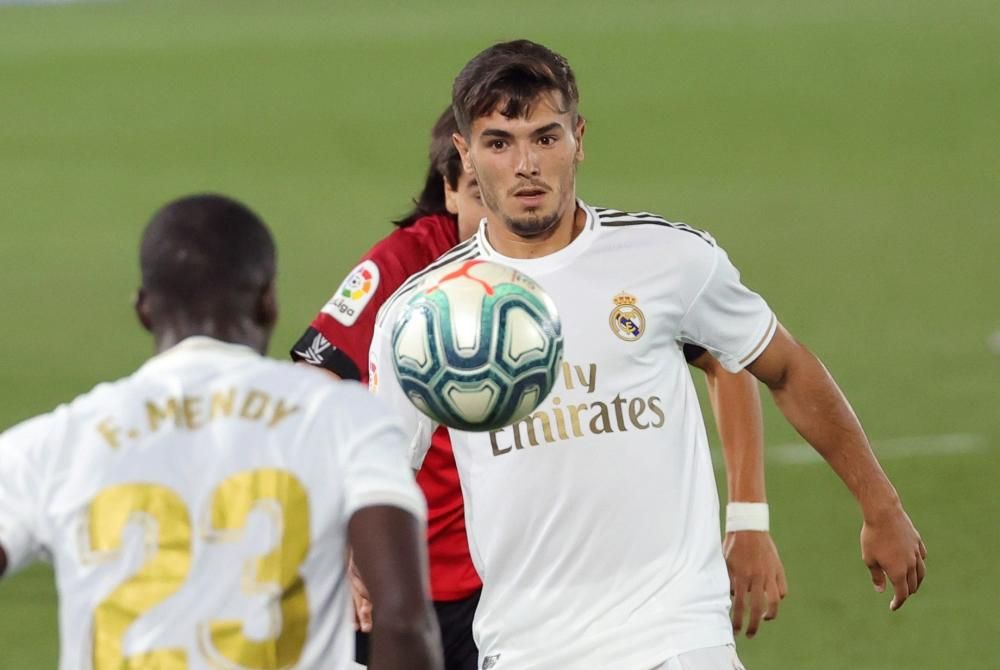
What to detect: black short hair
<box><xmin>140</xmin><ymin>194</ymin><xmax>275</xmax><ymax>318</ymax></box>
<box><xmin>394</xmin><ymin>106</ymin><xmax>463</xmax><ymax>228</ymax></box>
<box><xmin>452</xmin><ymin>39</ymin><xmax>579</xmax><ymax>136</ymax></box>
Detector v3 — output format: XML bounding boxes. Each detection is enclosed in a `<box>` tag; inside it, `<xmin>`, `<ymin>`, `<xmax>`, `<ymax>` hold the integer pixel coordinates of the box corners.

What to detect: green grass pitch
<box><xmin>0</xmin><ymin>1</ymin><xmax>998</xmax><ymax>668</ymax></box>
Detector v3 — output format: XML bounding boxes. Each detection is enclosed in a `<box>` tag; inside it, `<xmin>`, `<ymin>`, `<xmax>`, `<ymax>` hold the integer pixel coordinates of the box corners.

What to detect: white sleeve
<box><xmin>0</xmin><ymin>413</ymin><xmax>54</xmax><ymax>574</ymax></box>
<box><xmin>324</xmin><ymin>384</ymin><xmax>426</xmax><ymax>522</ymax></box>
<box><xmin>678</xmin><ymin>243</ymin><xmax>777</xmax><ymax>373</ymax></box>
<box><xmin>369</xmin><ymin>304</ymin><xmax>435</xmax><ymax>469</ymax></box>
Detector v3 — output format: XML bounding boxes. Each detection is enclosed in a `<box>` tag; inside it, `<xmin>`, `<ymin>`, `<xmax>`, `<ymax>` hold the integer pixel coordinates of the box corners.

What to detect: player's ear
<box><xmin>256</xmin><ymin>281</ymin><xmax>278</xmax><ymax>329</ymax></box>
<box><xmin>444</xmin><ymin>177</ymin><xmax>459</xmax><ymax>216</ymax></box>
<box><xmin>133</xmin><ymin>288</ymin><xmax>153</xmax><ymax>333</ymax></box>
<box><xmin>574</xmin><ymin>114</ymin><xmax>586</xmax><ymax>163</ymax></box>
<box><xmin>452</xmin><ymin>132</ymin><xmax>473</xmax><ymax>174</ymax></box>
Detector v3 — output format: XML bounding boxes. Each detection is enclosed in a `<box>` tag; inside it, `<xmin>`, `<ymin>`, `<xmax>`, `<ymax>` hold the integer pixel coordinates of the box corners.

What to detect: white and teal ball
<box><xmin>391</xmin><ymin>259</ymin><xmax>563</xmax><ymax>432</ymax></box>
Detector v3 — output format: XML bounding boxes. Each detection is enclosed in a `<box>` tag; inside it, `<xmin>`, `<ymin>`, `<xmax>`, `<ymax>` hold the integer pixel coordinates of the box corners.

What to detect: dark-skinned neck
<box><xmin>151</xmin><ymin>315</ymin><xmax>270</xmax><ymax>356</ymax></box>
<box><xmin>485</xmin><ymin>203</ymin><xmax>586</xmax><ymax>260</ymax></box>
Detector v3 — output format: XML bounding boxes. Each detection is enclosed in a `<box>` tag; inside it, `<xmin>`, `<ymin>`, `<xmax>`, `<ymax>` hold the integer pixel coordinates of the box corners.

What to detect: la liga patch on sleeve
<box><xmin>321</xmin><ymin>260</ymin><xmax>381</xmax><ymax>326</ymax></box>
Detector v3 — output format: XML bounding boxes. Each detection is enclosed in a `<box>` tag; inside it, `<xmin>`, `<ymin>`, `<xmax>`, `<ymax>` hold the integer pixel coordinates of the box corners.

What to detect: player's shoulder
<box><xmin>593</xmin><ymin>206</ymin><xmax>717</xmax><ymax>248</ymax></box>
<box><xmin>324</xmin><ymin>215</ymin><xmax>459</xmax><ymax>328</ymax></box>
<box><xmin>364</xmin><ymin>214</ymin><xmax>460</xmax><ymax>275</ymax></box>
<box><xmin>374</xmin><ymin>233</ymin><xmax>483</xmax><ymax>328</ymax></box>
<box><xmin>0</xmin><ymin>374</ymin><xmax>129</xmax><ymax>456</ymax></box>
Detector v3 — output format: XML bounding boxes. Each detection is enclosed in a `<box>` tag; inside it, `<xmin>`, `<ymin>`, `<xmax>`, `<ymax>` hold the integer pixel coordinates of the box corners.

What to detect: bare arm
<box><xmin>689</xmin><ymin>351</ymin><xmax>786</xmax><ymax>637</ymax></box>
<box><xmin>747</xmin><ymin>324</ymin><xmax>926</xmax><ymax>610</ymax></box>
<box><xmin>349</xmin><ymin>505</ymin><xmax>443</xmax><ymax>670</ymax></box>
<box><xmin>691</xmin><ymin>351</ymin><xmax>767</xmax><ymax>503</ymax></box>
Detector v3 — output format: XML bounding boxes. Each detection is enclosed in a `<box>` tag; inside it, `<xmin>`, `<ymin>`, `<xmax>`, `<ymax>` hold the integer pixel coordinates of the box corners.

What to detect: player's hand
<box><xmin>348</xmin><ymin>553</ymin><xmax>374</xmax><ymax>632</ymax></box>
<box><xmin>860</xmin><ymin>505</ymin><xmax>926</xmax><ymax>611</ymax></box>
<box><xmin>724</xmin><ymin>531</ymin><xmax>787</xmax><ymax>638</ymax></box>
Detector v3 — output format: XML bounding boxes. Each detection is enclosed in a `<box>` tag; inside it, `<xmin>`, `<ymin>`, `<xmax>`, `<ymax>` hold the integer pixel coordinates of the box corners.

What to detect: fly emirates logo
<box><xmin>488</xmin><ymin>361</ymin><xmax>665</xmax><ymax>456</ymax></box>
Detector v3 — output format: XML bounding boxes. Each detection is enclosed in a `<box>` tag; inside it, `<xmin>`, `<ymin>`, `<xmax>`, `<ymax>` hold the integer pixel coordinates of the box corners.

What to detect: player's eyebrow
<box><xmin>531</xmin><ymin>122</ymin><xmax>562</xmax><ymax>137</ymax></box>
<box><xmin>480</xmin><ymin>128</ymin><xmax>514</xmax><ymax>139</ymax></box>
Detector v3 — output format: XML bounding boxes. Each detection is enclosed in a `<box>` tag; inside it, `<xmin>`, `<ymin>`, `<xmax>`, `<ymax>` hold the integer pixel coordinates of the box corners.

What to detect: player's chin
<box><xmin>506</xmin><ymin>206</ymin><xmax>559</xmax><ymax>235</ymax></box>
<box><xmin>507</xmin><ymin>214</ymin><xmax>557</xmax><ymax>237</ymax></box>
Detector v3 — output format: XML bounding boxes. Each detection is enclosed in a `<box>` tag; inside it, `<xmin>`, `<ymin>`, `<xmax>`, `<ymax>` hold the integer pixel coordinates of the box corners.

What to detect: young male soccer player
<box><xmin>370</xmin><ymin>41</ymin><xmax>927</xmax><ymax>670</ymax></box>
<box><xmin>0</xmin><ymin>195</ymin><xmax>442</xmax><ymax>670</ymax></box>
<box><xmin>292</xmin><ymin>108</ymin><xmax>787</xmax><ymax>667</ymax></box>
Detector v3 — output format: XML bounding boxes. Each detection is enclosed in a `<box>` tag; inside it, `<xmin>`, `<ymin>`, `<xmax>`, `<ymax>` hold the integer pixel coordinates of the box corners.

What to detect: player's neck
<box><xmin>152</xmin><ymin>317</ymin><xmax>269</xmax><ymax>355</ymax></box>
<box><xmin>485</xmin><ymin>204</ymin><xmax>586</xmax><ymax>259</ymax></box>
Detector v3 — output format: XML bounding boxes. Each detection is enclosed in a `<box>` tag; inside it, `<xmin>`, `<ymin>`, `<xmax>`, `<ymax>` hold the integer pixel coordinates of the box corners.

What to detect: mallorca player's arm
<box><xmin>0</xmin><ymin>413</ymin><xmax>56</xmax><ymax>579</ymax></box>
<box><xmin>289</xmin><ymin>258</ymin><xmax>394</xmax><ymax>381</ymax></box>
<box><xmin>685</xmin><ymin>345</ymin><xmax>786</xmax><ymax>638</ymax></box>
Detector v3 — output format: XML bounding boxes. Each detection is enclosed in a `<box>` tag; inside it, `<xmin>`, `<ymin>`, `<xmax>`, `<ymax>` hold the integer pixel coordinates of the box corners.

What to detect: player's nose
<box><xmin>514</xmin><ymin>144</ymin><xmax>540</xmax><ymax>177</ymax></box>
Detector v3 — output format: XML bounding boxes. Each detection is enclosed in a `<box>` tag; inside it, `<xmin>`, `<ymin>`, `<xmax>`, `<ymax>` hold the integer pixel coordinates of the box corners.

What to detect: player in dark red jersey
<box><xmin>291</xmin><ymin>108</ymin><xmax>485</xmax><ymax>670</ymax></box>
<box><xmin>292</xmin><ymin>107</ymin><xmax>788</xmax><ymax>669</ymax></box>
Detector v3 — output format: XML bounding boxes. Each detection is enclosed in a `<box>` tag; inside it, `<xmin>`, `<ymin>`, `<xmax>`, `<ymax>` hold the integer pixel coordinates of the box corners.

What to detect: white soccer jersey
<box><xmin>370</xmin><ymin>202</ymin><xmax>777</xmax><ymax>670</ymax></box>
<box><xmin>0</xmin><ymin>337</ymin><xmax>424</xmax><ymax>670</ymax></box>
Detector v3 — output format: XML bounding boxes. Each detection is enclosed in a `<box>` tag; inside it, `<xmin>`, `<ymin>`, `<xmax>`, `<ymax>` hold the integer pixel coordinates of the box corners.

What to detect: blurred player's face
<box><xmin>454</xmin><ymin>92</ymin><xmax>584</xmax><ymax>240</ymax></box>
<box><xmin>444</xmin><ymin>171</ymin><xmax>486</xmax><ymax>242</ymax></box>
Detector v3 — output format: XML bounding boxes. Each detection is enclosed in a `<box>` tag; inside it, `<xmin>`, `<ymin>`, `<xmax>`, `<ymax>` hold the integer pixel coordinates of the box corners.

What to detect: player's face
<box><xmin>444</xmin><ymin>171</ymin><xmax>487</xmax><ymax>242</ymax></box>
<box><xmin>454</xmin><ymin>92</ymin><xmax>584</xmax><ymax>239</ymax></box>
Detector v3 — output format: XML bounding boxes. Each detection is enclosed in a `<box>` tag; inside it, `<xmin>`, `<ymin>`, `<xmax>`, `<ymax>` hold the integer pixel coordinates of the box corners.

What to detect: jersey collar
<box><xmin>475</xmin><ymin>200</ymin><xmax>598</xmax><ymax>273</ymax></box>
<box><xmin>137</xmin><ymin>336</ymin><xmax>260</xmax><ymax>374</ymax></box>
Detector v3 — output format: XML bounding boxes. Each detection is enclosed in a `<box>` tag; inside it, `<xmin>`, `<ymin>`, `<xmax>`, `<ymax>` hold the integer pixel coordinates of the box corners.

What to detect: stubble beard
<box><xmin>479</xmin><ymin>167</ymin><xmax>575</xmax><ymax>240</ymax></box>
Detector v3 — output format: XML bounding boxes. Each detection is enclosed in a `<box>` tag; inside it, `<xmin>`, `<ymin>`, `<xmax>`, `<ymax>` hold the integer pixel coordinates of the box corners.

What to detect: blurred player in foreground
<box><xmin>0</xmin><ymin>194</ymin><xmax>442</xmax><ymax>670</ymax></box>
<box><xmin>293</xmin><ymin>108</ymin><xmax>787</xmax><ymax>667</ymax></box>
<box><xmin>371</xmin><ymin>41</ymin><xmax>926</xmax><ymax>669</ymax></box>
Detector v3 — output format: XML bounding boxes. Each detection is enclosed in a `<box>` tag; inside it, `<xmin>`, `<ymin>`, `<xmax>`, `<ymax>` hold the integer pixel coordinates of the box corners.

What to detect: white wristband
<box><xmin>726</xmin><ymin>502</ymin><xmax>769</xmax><ymax>532</ymax></box>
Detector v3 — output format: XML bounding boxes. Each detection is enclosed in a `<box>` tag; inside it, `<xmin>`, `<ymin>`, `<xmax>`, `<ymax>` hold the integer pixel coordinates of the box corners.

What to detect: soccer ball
<box><xmin>390</xmin><ymin>259</ymin><xmax>563</xmax><ymax>432</ymax></box>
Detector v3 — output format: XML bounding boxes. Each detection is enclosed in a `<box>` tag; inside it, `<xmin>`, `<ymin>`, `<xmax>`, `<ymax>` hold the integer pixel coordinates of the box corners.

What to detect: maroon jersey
<box><xmin>291</xmin><ymin>213</ymin><xmax>481</xmax><ymax>601</ymax></box>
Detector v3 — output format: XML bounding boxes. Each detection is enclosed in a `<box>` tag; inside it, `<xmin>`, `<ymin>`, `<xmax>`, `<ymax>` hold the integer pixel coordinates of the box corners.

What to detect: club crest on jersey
<box><xmin>609</xmin><ymin>292</ymin><xmax>645</xmax><ymax>341</ymax></box>
<box><xmin>322</xmin><ymin>260</ymin><xmax>380</xmax><ymax>326</ymax></box>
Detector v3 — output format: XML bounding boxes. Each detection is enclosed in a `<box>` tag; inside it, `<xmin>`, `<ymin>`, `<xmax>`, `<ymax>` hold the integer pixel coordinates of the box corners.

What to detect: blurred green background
<box><xmin>1</xmin><ymin>1</ymin><xmax>997</xmax><ymax>668</ymax></box>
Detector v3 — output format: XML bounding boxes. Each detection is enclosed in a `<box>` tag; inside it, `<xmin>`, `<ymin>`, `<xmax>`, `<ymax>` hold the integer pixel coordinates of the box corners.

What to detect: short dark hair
<box><xmin>452</xmin><ymin>39</ymin><xmax>579</xmax><ymax>136</ymax></box>
<box><xmin>140</xmin><ymin>194</ymin><xmax>275</xmax><ymax>317</ymax></box>
<box><xmin>394</xmin><ymin>106</ymin><xmax>464</xmax><ymax>228</ymax></box>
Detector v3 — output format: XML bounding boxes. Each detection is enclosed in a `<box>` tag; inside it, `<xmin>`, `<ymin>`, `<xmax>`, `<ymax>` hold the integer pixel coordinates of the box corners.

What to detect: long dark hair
<box><xmin>394</xmin><ymin>106</ymin><xmax>465</xmax><ymax>228</ymax></box>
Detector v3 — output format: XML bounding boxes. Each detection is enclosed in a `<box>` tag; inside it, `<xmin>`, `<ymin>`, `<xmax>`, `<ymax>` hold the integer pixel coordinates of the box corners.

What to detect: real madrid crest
<box><xmin>609</xmin><ymin>292</ymin><xmax>645</xmax><ymax>341</ymax></box>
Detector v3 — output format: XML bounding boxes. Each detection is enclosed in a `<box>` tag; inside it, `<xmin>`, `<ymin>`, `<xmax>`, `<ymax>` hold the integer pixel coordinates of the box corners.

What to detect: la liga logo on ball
<box><xmin>391</xmin><ymin>259</ymin><xmax>563</xmax><ymax>432</ymax></box>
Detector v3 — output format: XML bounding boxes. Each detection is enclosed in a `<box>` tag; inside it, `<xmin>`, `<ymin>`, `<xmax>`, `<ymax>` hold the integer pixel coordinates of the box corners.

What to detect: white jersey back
<box><xmin>0</xmin><ymin>337</ymin><xmax>424</xmax><ymax>670</ymax></box>
<box><xmin>371</xmin><ymin>202</ymin><xmax>776</xmax><ymax>670</ymax></box>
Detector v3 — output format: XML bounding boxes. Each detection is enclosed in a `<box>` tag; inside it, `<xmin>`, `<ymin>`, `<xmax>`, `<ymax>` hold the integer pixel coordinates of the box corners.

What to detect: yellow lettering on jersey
<box><xmin>97</xmin><ymin>418</ymin><xmax>121</xmax><ymax>450</ymax></box>
<box><xmin>147</xmin><ymin>398</ymin><xmax>181</xmax><ymax>432</ymax></box>
<box><xmin>88</xmin><ymin>483</ymin><xmax>191</xmax><ymax>670</ymax></box>
<box><xmin>182</xmin><ymin>396</ymin><xmax>204</xmax><ymax>431</ymax></box>
<box><xmin>87</xmin><ymin>471</ymin><xmax>312</xmax><ymax>669</ymax></box>
<box><xmin>209</xmin><ymin>388</ymin><xmax>236</xmax><ymax>420</ymax></box>
<box><xmin>240</xmin><ymin>390</ymin><xmax>270</xmax><ymax>421</ymax></box>
<box><xmin>268</xmin><ymin>399</ymin><xmax>300</xmax><ymax>428</ymax></box>
<box><xmin>201</xmin><ymin>469</ymin><xmax>311</xmax><ymax>669</ymax></box>
<box><xmin>142</xmin><ymin>391</ymin><xmax>299</xmax><ymax>434</ymax></box>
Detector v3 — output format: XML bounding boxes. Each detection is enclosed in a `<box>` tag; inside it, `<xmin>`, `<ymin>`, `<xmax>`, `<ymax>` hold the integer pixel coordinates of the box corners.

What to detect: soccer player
<box><xmin>370</xmin><ymin>41</ymin><xmax>927</xmax><ymax>670</ymax></box>
<box><xmin>0</xmin><ymin>194</ymin><xmax>443</xmax><ymax>670</ymax></box>
<box><xmin>292</xmin><ymin>109</ymin><xmax>486</xmax><ymax>670</ymax></box>
<box><xmin>292</xmin><ymin>108</ymin><xmax>787</xmax><ymax>666</ymax></box>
